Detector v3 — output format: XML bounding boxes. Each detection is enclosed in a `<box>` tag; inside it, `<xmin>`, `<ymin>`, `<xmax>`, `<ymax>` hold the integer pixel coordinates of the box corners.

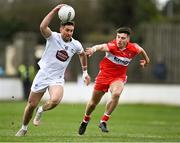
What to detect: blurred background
<box><xmin>0</xmin><ymin>0</ymin><xmax>180</xmax><ymax>102</ymax></box>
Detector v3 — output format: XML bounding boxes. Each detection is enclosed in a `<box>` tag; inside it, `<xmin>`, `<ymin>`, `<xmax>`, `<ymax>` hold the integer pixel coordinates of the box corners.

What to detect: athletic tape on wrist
<box><xmin>92</xmin><ymin>47</ymin><xmax>97</xmax><ymax>52</ymax></box>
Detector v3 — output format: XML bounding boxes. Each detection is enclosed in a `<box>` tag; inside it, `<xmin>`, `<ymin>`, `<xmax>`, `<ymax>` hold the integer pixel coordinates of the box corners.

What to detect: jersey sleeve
<box><xmin>46</xmin><ymin>32</ymin><xmax>56</xmax><ymax>40</ymax></box>
<box><xmin>107</xmin><ymin>40</ymin><xmax>116</xmax><ymax>52</ymax></box>
<box><xmin>133</xmin><ymin>43</ymin><xmax>143</xmax><ymax>54</ymax></box>
<box><xmin>75</xmin><ymin>40</ymin><xmax>84</xmax><ymax>54</ymax></box>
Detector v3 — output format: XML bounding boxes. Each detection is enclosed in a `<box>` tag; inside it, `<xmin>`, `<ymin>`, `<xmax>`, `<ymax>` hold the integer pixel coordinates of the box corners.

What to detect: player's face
<box><xmin>60</xmin><ymin>25</ymin><xmax>74</xmax><ymax>42</ymax></box>
<box><xmin>116</xmin><ymin>33</ymin><xmax>130</xmax><ymax>48</ymax></box>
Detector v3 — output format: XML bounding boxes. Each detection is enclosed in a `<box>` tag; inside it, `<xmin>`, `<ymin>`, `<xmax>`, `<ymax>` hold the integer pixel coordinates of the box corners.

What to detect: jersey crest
<box><xmin>56</xmin><ymin>50</ymin><xmax>69</xmax><ymax>62</ymax></box>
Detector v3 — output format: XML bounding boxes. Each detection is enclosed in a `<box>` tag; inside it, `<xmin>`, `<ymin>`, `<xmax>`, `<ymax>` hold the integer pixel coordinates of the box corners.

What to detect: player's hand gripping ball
<box><xmin>58</xmin><ymin>5</ymin><xmax>75</xmax><ymax>22</ymax></box>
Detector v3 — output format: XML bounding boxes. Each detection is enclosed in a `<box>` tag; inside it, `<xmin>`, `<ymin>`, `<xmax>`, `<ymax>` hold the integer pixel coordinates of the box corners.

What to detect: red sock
<box><xmin>83</xmin><ymin>115</ymin><xmax>91</xmax><ymax>123</ymax></box>
<box><xmin>101</xmin><ymin>114</ymin><xmax>110</xmax><ymax>123</ymax></box>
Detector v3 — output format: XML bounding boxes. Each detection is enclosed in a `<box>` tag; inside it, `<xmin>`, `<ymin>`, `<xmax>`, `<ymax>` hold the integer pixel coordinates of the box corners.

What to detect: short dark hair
<box><xmin>116</xmin><ymin>27</ymin><xmax>132</xmax><ymax>35</ymax></box>
<box><xmin>61</xmin><ymin>21</ymin><xmax>75</xmax><ymax>26</ymax></box>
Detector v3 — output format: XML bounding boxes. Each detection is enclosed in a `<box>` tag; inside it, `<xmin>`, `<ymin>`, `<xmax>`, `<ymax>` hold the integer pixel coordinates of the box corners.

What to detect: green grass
<box><xmin>0</xmin><ymin>101</ymin><xmax>180</xmax><ymax>142</ymax></box>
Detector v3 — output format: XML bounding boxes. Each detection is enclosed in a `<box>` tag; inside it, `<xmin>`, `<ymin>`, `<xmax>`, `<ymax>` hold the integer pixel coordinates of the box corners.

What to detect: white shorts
<box><xmin>31</xmin><ymin>69</ymin><xmax>64</xmax><ymax>93</ymax></box>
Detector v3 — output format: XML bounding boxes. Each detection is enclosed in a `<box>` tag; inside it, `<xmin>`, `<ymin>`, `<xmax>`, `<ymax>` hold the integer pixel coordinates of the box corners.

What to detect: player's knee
<box><xmin>28</xmin><ymin>101</ymin><xmax>38</xmax><ymax>109</ymax></box>
<box><xmin>50</xmin><ymin>99</ymin><xmax>60</xmax><ymax>107</ymax></box>
<box><xmin>88</xmin><ymin>101</ymin><xmax>97</xmax><ymax>109</ymax></box>
<box><xmin>112</xmin><ymin>89</ymin><xmax>122</xmax><ymax>97</ymax></box>
<box><xmin>112</xmin><ymin>92</ymin><xmax>120</xmax><ymax>99</ymax></box>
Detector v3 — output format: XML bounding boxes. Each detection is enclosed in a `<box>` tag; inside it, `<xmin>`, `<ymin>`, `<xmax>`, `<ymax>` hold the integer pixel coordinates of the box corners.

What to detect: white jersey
<box><xmin>31</xmin><ymin>32</ymin><xmax>83</xmax><ymax>92</ymax></box>
<box><xmin>38</xmin><ymin>32</ymin><xmax>83</xmax><ymax>78</ymax></box>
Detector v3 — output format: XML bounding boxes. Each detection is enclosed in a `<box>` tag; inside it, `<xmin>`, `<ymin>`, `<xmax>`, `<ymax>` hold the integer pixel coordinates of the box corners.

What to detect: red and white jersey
<box><xmin>99</xmin><ymin>39</ymin><xmax>142</xmax><ymax>78</ymax></box>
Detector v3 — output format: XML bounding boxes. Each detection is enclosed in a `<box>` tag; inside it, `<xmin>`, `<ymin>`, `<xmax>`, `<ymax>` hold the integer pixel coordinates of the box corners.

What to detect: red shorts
<box><xmin>94</xmin><ymin>74</ymin><xmax>127</xmax><ymax>93</ymax></box>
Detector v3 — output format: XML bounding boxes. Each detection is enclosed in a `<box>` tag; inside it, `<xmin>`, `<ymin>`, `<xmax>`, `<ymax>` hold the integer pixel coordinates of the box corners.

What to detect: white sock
<box><xmin>37</xmin><ymin>106</ymin><xmax>43</xmax><ymax>113</ymax></box>
<box><xmin>21</xmin><ymin>125</ymin><xmax>28</xmax><ymax>130</ymax></box>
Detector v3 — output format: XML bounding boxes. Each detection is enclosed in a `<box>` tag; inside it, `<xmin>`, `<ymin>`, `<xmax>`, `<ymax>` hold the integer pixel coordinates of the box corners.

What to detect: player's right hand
<box><xmin>53</xmin><ymin>4</ymin><xmax>66</xmax><ymax>13</ymax></box>
<box><xmin>85</xmin><ymin>47</ymin><xmax>94</xmax><ymax>57</ymax></box>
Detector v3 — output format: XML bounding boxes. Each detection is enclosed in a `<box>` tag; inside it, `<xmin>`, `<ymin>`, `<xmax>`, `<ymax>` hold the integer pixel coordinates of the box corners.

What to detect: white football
<box><xmin>58</xmin><ymin>5</ymin><xmax>75</xmax><ymax>22</ymax></box>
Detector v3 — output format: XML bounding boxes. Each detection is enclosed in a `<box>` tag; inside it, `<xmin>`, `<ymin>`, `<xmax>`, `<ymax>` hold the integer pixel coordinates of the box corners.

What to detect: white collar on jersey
<box><xmin>119</xmin><ymin>47</ymin><xmax>126</xmax><ymax>51</ymax></box>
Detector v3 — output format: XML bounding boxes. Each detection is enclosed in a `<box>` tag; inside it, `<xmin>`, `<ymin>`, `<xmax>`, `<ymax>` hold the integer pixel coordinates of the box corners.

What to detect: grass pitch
<box><xmin>0</xmin><ymin>101</ymin><xmax>180</xmax><ymax>142</ymax></box>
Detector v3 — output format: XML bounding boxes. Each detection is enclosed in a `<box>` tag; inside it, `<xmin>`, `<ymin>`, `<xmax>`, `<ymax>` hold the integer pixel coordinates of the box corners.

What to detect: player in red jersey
<box><xmin>78</xmin><ymin>27</ymin><xmax>150</xmax><ymax>135</ymax></box>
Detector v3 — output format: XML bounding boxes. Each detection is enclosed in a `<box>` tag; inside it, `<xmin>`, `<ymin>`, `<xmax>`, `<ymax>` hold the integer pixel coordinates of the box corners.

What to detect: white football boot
<box><xmin>15</xmin><ymin>128</ymin><xmax>27</xmax><ymax>136</ymax></box>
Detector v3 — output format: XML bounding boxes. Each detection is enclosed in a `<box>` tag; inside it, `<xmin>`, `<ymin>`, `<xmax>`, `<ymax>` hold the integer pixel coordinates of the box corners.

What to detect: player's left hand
<box><xmin>82</xmin><ymin>71</ymin><xmax>91</xmax><ymax>85</ymax></box>
<box><xmin>139</xmin><ymin>59</ymin><xmax>147</xmax><ymax>68</ymax></box>
<box><xmin>84</xmin><ymin>75</ymin><xmax>91</xmax><ymax>86</ymax></box>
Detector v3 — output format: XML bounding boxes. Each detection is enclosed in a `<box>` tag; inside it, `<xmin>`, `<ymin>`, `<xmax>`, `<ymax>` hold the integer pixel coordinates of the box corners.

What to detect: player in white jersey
<box><xmin>15</xmin><ymin>4</ymin><xmax>91</xmax><ymax>136</ymax></box>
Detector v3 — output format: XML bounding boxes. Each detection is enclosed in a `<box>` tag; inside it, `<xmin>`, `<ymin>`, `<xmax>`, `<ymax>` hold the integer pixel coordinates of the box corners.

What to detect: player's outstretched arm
<box><xmin>85</xmin><ymin>44</ymin><xmax>109</xmax><ymax>57</ymax></box>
